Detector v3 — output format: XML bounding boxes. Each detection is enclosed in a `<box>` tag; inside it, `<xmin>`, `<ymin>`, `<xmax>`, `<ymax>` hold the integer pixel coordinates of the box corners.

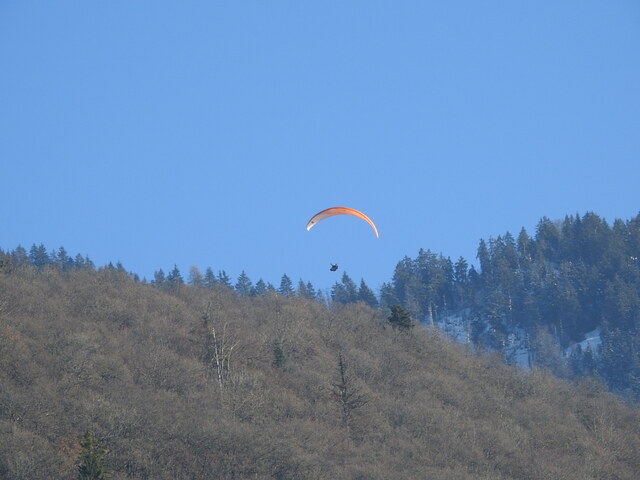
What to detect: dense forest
<box><xmin>367</xmin><ymin>212</ymin><xmax>640</xmax><ymax>399</ymax></box>
<box><xmin>1</xmin><ymin>232</ymin><xmax>640</xmax><ymax>479</ymax></box>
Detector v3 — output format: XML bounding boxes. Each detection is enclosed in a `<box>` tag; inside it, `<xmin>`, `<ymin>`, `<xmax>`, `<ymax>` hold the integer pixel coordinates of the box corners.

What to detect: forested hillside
<box><xmin>1</xmin><ymin>250</ymin><xmax>640</xmax><ymax>479</ymax></box>
<box><xmin>372</xmin><ymin>212</ymin><xmax>640</xmax><ymax>398</ymax></box>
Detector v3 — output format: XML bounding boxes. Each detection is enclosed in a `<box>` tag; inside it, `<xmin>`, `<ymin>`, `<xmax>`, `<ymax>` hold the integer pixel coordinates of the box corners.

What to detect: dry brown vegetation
<box><xmin>1</xmin><ymin>265</ymin><xmax>639</xmax><ymax>479</ymax></box>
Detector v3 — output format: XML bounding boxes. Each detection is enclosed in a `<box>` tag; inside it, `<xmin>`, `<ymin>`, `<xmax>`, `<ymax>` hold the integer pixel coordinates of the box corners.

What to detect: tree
<box><xmin>217</xmin><ymin>270</ymin><xmax>232</xmax><ymax>289</ymax></box>
<box><xmin>278</xmin><ymin>274</ymin><xmax>294</xmax><ymax>297</ymax></box>
<box><xmin>387</xmin><ymin>305</ymin><xmax>414</xmax><ymax>330</ymax></box>
<box><xmin>29</xmin><ymin>243</ymin><xmax>49</xmax><ymax>270</ymax></box>
<box><xmin>379</xmin><ymin>282</ymin><xmax>399</xmax><ymax>309</ymax></box>
<box><xmin>272</xmin><ymin>339</ymin><xmax>286</xmax><ymax>368</ymax></box>
<box><xmin>254</xmin><ymin>279</ymin><xmax>268</xmax><ymax>296</ymax></box>
<box><xmin>54</xmin><ymin>246</ymin><xmax>74</xmax><ymax>270</ymax></box>
<box><xmin>74</xmin><ymin>254</ymin><xmax>94</xmax><ymax>270</ymax></box>
<box><xmin>332</xmin><ymin>272</ymin><xmax>358</xmax><ymax>304</ymax></box>
<box><xmin>11</xmin><ymin>245</ymin><xmax>29</xmax><ymax>266</ymax></box>
<box><xmin>305</xmin><ymin>281</ymin><xmax>317</xmax><ymax>300</ymax></box>
<box><xmin>166</xmin><ymin>265</ymin><xmax>184</xmax><ymax>290</ymax></box>
<box><xmin>476</xmin><ymin>239</ymin><xmax>491</xmax><ymax>280</ymax></box>
<box><xmin>357</xmin><ymin>279</ymin><xmax>378</xmax><ymax>307</ymax></box>
<box><xmin>453</xmin><ymin>256</ymin><xmax>469</xmax><ymax>306</ymax></box>
<box><xmin>153</xmin><ymin>269</ymin><xmax>166</xmax><ymax>286</ymax></box>
<box><xmin>235</xmin><ymin>271</ymin><xmax>254</xmax><ymax>296</ymax></box>
<box><xmin>188</xmin><ymin>265</ymin><xmax>204</xmax><ymax>287</ymax></box>
<box><xmin>332</xmin><ymin>353</ymin><xmax>368</xmax><ymax>429</ymax></box>
<box><xmin>297</xmin><ymin>279</ymin><xmax>316</xmax><ymax>300</ymax></box>
<box><xmin>77</xmin><ymin>430</ymin><xmax>108</xmax><ymax>480</ymax></box>
<box><xmin>204</xmin><ymin>267</ymin><xmax>217</xmax><ymax>288</ymax></box>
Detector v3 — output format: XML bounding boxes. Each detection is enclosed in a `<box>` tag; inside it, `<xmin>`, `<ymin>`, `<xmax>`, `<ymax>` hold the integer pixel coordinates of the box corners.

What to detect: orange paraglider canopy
<box><xmin>306</xmin><ymin>207</ymin><xmax>379</xmax><ymax>238</ymax></box>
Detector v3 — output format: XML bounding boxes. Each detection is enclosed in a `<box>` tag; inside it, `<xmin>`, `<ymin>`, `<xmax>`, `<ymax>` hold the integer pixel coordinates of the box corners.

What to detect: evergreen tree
<box><xmin>453</xmin><ymin>256</ymin><xmax>469</xmax><ymax>306</ymax></box>
<box><xmin>167</xmin><ymin>265</ymin><xmax>184</xmax><ymax>290</ymax></box>
<box><xmin>379</xmin><ymin>282</ymin><xmax>400</xmax><ymax>309</ymax></box>
<box><xmin>297</xmin><ymin>279</ymin><xmax>310</xmax><ymax>298</ymax></box>
<box><xmin>387</xmin><ymin>305</ymin><xmax>414</xmax><ymax>330</ymax></box>
<box><xmin>235</xmin><ymin>271</ymin><xmax>254</xmax><ymax>296</ymax></box>
<box><xmin>331</xmin><ymin>272</ymin><xmax>358</xmax><ymax>304</ymax></box>
<box><xmin>87</xmin><ymin>256</ymin><xmax>96</xmax><ymax>269</ymax></box>
<box><xmin>153</xmin><ymin>269</ymin><xmax>166</xmax><ymax>286</ymax></box>
<box><xmin>278</xmin><ymin>274</ymin><xmax>294</xmax><ymax>297</ymax></box>
<box><xmin>55</xmin><ymin>246</ymin><xmax>74</xmax><ymax>270</ymax></box>
<box><xmin>29</xmin><ymin>243</ymin><xmax>49</xmax><ymax>269</ymax></box>
<box><xmin>357</xmin><ymin>279</ymin><xmax>378</xmax><ymax>307</ymax></box>
<box><xmin>204</xmin><ymin>267</ymin><xmax>217</xmax><ymax>288</ymax></box>
<box><xmin>600</xmin><ymin>329</ymin><xmax>632</xmax><ymax>391</ymax></box>
<box><xmin>517</xmin><ymin>227</ymin><xmax>532</xmax><ymax>260</ymax></box>
<box><xmin>296</xmin><ymin>279</ymin><xmax>316</xmax><ymax>299</ymax></box>
<box><xmin>217</xmin><ymin>270</ymin><xmax>232</xmax><ymax>289</ymax></box>
<box><xmin>11</xmin><ymin>245</ymin><xmax>29</xmax><ymax>266</ymax></box>
<box><xmin>272</xmin><ymin>339</ymin><xmax>286</xmax><ymax>368</ymax></box>
<box><xmin>305</xmin><ymin>281</ymin><xmax>317</xmax><ymax>300</ymax></box>
<box><xmin>476</xmin><ymin>239</ymin><xmax>491</xmax><ymax>280</ymax></box>
<box><xmin>331</xmin><ymin>282</ymin><xmax>348</xmax><ymax>304</ymax></box>
<box><xmin>535</xmin><ymin>217</ymin><xmax>561</xmax><ymax>262</ymax></box>
<box><xmin>341</xmin><ymin>272</ymin><xmax>358</xmax><ymax>303</ymax></box>
<box><xmin>77</xmin><ymin>430</ymin><xmax>108</xmax><ymax>480</ymax></box>
<box><xmin>254</xmin><ymin>279</ymin><xmax>268</xmax><ymax>296</ymax></box>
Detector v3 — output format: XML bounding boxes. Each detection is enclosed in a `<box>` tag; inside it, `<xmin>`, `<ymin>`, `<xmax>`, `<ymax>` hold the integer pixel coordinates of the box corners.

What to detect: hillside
<box><xmin>1</xmin><ymin>263</ymin><xmax>640</xmax><ymax>479</ymax></box>
<box><xmin>375</xmin><ymin>212</ymin><xmax>640</xmax><ymax>396</ymax></box>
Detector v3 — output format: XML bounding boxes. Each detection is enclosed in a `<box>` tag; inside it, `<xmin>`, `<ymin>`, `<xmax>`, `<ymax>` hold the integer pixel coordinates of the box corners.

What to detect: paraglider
<box><xmin>306</xmin><ymin>206</ymin><xmax>379</xmax><ymax>238</ymax></box>
<box><xmin>329</xmin><ymin>263</ymin><xmax>339</xmax><ymax>272</ymax></box>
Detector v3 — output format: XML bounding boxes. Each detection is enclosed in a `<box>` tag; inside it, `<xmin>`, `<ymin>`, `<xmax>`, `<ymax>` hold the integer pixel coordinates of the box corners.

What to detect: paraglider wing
<box><xmin>306</xmin><ymin>207</ymin><xmax>379</xmax><ymax>238</ymax></box>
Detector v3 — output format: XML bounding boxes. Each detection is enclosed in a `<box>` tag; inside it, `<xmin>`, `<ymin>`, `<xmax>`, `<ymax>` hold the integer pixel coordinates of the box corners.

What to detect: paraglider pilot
<box><xmin>330</xmin><ymin>263</ymin><xmax>339</xmax><ymax>272</ymax></box>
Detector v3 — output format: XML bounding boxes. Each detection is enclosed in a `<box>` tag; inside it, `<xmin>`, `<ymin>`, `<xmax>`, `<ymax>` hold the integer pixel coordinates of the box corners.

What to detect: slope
<box><xmin>1</xmin><ymin>264</ymin><xmax>639</xmax><ymax>479</ymax></box>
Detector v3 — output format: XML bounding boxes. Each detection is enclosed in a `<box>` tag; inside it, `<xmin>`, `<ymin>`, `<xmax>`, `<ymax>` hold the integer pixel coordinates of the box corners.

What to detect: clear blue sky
<box><xmin>1</xmin><ymin>1</ymin><xmax>639</xmax><ymax>293</ymax></box>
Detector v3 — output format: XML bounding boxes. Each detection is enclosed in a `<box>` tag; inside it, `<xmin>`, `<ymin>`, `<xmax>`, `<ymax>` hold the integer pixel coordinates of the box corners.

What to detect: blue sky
<box><xmin>1</xmin><ymin>1</ymin><xmax>639</xmax><ymax>293</ymax></box>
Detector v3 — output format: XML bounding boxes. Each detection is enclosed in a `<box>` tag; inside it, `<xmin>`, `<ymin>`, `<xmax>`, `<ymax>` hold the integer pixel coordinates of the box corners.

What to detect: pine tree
<box><xmin>272</xmin><ymin>339</ymin><xmax>286</xmax><ymax>368</ymax></box>
<box><xmin>357</xmin><ymin>279</ymin><xmax>378</xmax><ymax>307</ymax></box>
<box><xmin>29</xmin><ymin>243</ymin><xmax>49</xmax><ymax>270</ymax></box>
<box><xmin>330</xmin><ymin>272</ymin><xmax>357</xmax><ymax>304</ymax></box>
<box><xmin>11</xmin><ymin>245</ymin><xmax>29</xmax><ymax>266</ymax></box>
<box><xmin>379</xmin><ymin>282</ymin><xmax>399</xmax><ymax>309</ymax></box>
<box><xmin>167</xmin><ymin>265</ymin><xmax>184</xmax><ymax>290</ymax></box>
<box><xmin>77</xmin><ymin>430</ymin><xmax>108</xmax><ymax>480</ymax></box>
<box><xmin>254</xmin><ymin>279</ymin><xmax>268</xmax><ymax>296</ymax></box>
<box><xmin>331</xmin><ymin>281</ymin><xmax>348</xmax><ymax>304</ymax></box>
<box><xmin>217</xmin><ymin>270</ymin><xmax>232</xmax><ymax>289</ymax></box>
<box><xmin>235</xmin><ymin>271</ymin><xmax>254</xmax><ymax>296</ymax></box>
<box><xmin>297</xmin><ymin>279</ymin><xmax>316</xmax><ymax>299</ymax></box>
<box><xmin>55</xmin><ymin>246</ymin><xmax>74</xmax><ymax>270</ymax></box>
<box><xmin>476</xmin><ymin>239</ymin><xmax>491</xmax><ymax>280</ymax></box>
<box><xmin>278</xmin><ymin>274</ymin><xmax>294</xmax><ymax>297</ymax></box>
<box><xmin>204</xmin><ymin>267</ymin><xmax>217</xmax><ymax>288</ymax></box>
<box><xmin>153</xmin><ymin>269</ymin><xmax>166</xmax><ymax>286</ymax></box>
<box><xmin>305</xmin><ymin>281</ymin><xmax>317</xmax><ymax>300</ymax></box>
<box><xmin>387</xmin><ymin>305</ymin><xmax>414</xmax><ymax>330</ymax></box>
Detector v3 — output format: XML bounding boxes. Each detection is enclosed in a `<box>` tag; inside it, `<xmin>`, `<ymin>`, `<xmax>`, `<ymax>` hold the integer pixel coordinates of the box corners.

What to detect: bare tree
<box><xmin>209</xmin><ymin>322</ymin><xmax>239</xmax><ymax>390</ymax></box>
<box><xmin>332</xmin><ymin>353</ymin><xmax>368</xmax><ymax>429</ymax></box>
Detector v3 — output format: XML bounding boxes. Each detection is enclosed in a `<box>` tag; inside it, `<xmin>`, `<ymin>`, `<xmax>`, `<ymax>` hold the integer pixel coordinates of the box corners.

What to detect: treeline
<box><xmin>153</xmin><ymin>265</ymin><xmax>327</xmax><ymax>301</ymax></box>
<box><xmin>0</xmin><ymin>244</ymin><xmax>97</xmax><ymax>272</ymax></box>
<box><xmin>379</xmin><ymin>212</ymin><xmax>640</xmax><ymax>397</ymax></box>
<box><xmin>0</xmin><ymin>245</ymin><xmax>324</xmax><ymax>301</ymax></box>
<box><xmin>0</xmin><ymin>244</ymin><xmax>381</xmax><ymax>311</ymax></box>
